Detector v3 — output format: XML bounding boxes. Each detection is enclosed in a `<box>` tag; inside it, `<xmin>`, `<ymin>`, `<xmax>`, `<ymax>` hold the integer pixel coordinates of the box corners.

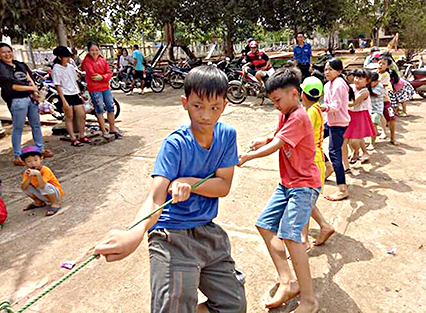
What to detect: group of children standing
<box><xmin>10</xmin><ymin>51</ymin><xmax>414</xmax><ymax>311</ymax></box>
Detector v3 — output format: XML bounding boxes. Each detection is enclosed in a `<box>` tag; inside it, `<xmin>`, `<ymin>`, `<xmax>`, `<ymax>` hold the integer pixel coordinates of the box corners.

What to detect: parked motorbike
<box><xmin>120</xmin><ymin>66</ymin><xmax>165</xmax><ymax>93</ymax></box>
<box><xmin>163</xmin><ymin>63</ymin><xmax>189</xmax><ymax>89</ymax></box>
<box><xmin>216</xmin><ymin>57</ymin><xmax>241</xmax><ymax>81</ymax></box>
<box><xmin>227</xmin><ymin>66</ymin><xmax>269</xmax><ymax>105</ymax></box>
<box><xmin>39</xmin><ymin>73</ymin><xmax>121</xmax><ymax>120</ymax></box>
<box><xmin>408</xmin><ymin>68</ymin><xmax>426</xmax><ymax>99</ymax></box>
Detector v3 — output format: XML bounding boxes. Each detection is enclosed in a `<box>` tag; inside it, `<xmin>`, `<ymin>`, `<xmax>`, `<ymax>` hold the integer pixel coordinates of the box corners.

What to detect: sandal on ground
<box><xmin>71</xmin><ymin>139</ymin><xmax>84</xmax><ymax>147</ymax></box>
<box><xmin>41</xmin><ymin>149</ymin><xmax>54</xmax><ymax>158</ymax></box>
<box><xmin>360</xmin><ymin>155</ymin><xmax>370</xmax><ymax>164</ymax></box>
<box><xmin>79</xmin><ymin>136</ymin><xmax>92</xmax><ymax>144</ymax></box>
<box><xmin>349</xmin><ymin>156</ymin><xmax>359</xmax><ymax>164</ymax></box>
<box><xmin>23</xmin><ymin>202</ymin><xmax>46</xmax><ymax>211</ymax></box>
<box><xmin>13</xmin><ymin>157</ymin><xmax>26</xmax><ymax>166</ymax></box>
<box><xmin>110</xmin><ymin>130</ymin><xmax>123</xmax><ymax>139</ymax></box>
<box><xmin>46</xmin><ymin>206</ymin><xmax>61</xmax><ymax>216</ymax></box>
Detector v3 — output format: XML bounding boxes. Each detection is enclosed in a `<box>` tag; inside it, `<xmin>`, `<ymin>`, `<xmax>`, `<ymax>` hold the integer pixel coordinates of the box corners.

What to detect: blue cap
<box><xmin>20</xmin><ymin>146</ymin><xmax>42</xmax><ymax>160</ymax></box>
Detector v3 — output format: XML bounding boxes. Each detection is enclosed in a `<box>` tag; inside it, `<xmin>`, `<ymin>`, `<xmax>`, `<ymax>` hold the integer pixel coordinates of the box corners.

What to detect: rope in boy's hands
<box><xmin>1</xmin><ymin>173</ymin><xmax>215</xmax><ymax>313</ymax></box>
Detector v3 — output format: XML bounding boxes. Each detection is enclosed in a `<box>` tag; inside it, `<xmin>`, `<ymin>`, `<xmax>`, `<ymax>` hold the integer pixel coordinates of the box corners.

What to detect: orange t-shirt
<box><xmin>22</xmin><ymin>166</ymin><xmax>64</xmax><ymax>197</ymax></box>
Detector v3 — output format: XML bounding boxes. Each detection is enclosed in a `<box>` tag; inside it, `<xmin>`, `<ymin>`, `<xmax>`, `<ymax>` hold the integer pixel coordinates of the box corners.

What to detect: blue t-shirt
<box><xmin>133</xmin><ymin>50</ymin><xmax>145</xmax><ymax>71</ymax></box>
<box><xmin>293</xmin><ymin>42</ymin><xmax>312</xmax><ymax>64</ymax></box>
<box><xmin>151</xmin><ymin>122</ymin><xmax>239</xmax><ymax>230</ymax></box>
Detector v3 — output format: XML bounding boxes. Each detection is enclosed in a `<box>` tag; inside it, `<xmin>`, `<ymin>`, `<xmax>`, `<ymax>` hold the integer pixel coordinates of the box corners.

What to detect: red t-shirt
<box><xmin>246</xmin><ymin>51</ymin><xmax>270</xmax><ymax>70</ymax></box>
<box><xmin>274</xmin><ymin>107</ymin><xmax>321</xmax><ymax>189</ymax></box>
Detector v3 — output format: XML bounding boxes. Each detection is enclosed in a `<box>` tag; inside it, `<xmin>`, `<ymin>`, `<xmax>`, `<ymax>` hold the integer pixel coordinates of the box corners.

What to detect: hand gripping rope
<box><xmin>0</xmin><ymin>173</ymin><xmax>214</xmax><ymax>313</ymax></box>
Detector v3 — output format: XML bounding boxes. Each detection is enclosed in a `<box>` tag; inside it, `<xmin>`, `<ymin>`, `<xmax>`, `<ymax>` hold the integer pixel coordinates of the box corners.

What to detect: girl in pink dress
<box><xmin>390</xmin><ymin>70</ymin><xmax>415</xmax><ymax>116</ymax></box>
<box><xmin>344</xmin><ymin>69</ymin><xmax>377</xmax><ymax>164</ymax></box>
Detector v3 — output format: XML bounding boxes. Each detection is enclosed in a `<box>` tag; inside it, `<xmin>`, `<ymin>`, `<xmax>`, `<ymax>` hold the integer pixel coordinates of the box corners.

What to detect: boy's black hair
<box><xmin>0</xmin><ymin>42</ymin><xmax>13</xmax><ymax>51</ymax></box>
<box><xmin>265</xmin><ymin>67</ymin><xmax>301</xmax><ymax>95</ymax></box>
<box><xmin>370</xmin><ymin>72</ymin><xmax>380</xmax><ymax>82</ymax></box>
<box><xmin>22</xmin><ymin>152</ymin><xmax>42</xmax><ymax>161</ymax></box>
<box><xmin>296</xmin><ymin>31</ymin><xmax>305</xmax><ymax>37</ymax></box>
<box><xmin>134</xmin><ymin>44</ymin><xmax>139</xmax><ymax>50</ymax></box>
<box><xmin>184</xmin><ymin>66</ymin><xmax>228</xmax><ymax>100</ymax></box>
<box><xmin>303</xmin><ymin>91</ymin><xmax>320</xmax><ymax>102</ymax></box>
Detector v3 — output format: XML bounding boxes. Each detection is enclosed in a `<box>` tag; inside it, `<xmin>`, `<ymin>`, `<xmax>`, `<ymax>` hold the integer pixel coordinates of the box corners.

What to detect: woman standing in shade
<box><xmin>0</xmin><ymin>42</ymin><xmax>53</xmax><ymax>166</ymax></box>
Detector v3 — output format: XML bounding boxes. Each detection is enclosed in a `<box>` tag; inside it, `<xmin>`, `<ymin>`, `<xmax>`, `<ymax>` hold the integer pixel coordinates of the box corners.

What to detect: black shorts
<box><xmin>134</xmin><ymin>70</ymin><xmax>145</xmax><ymax>80</ymax></box>
<box><xmin>64</xmin><ymin>94</ymin><xmax>84</xmax><ymax>106</ymax></box>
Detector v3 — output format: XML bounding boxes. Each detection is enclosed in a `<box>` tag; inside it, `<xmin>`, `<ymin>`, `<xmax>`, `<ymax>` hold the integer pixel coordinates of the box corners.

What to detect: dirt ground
<box><xmin>1</xmin><ymin>74</ymin><xmax>426</xmax><ymax>312</ymax></box>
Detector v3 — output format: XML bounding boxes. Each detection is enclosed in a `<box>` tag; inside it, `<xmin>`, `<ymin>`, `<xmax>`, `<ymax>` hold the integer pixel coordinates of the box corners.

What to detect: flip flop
<box><xmin>23</xmin><ymin>202</ymin><xmax>46</xmax><ymax>211</ymax></box>
<box><xmin>46</xmin><ymin>206</ymin><xmax>60</xmax><ymax>216</ymax></box>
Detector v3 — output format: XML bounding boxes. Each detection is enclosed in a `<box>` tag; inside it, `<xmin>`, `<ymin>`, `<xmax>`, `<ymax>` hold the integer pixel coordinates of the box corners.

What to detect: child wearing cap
<box><xmin>238</xmin><ymin>67</ymin><xmax>321</xmax><ymax>312</ymax></box>
<box><xmin>300</xmin><ymin>76</ymin><xmax>335</xmax><ymax>249</ymax></box>
<box><xmin>20</xmin><ymin>146</ymin><xmax>63</xmax><ymax>216</ymax></box>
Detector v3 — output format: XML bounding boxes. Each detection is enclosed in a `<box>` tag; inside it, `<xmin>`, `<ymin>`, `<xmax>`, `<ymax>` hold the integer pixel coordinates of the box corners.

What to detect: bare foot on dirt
<box><xmin>360</xmin><ymin>154</ymin><xmax>370</xmax><ymax>164</ymax></box>
<box><xmin>325</xmin><ymin>162</ymin><xmax>334</xmax><ymax>180</ymax></box>
<box><xmin>265</xmin><ymin>281</ymin><xmax>300</xmax><ymax>309</ymax></box>
<box><xmin>390</xmin><ymin>140</ymin><xmax>399</xmax><ymax>146</ymax></box>
<box><xmin>325</xmin><ymin>185</ymin><xmax>349</xmax><ymax>201</ymax></box>
<box><xmin>379</xmin><ymin>133</ymin><xmax>388</xmax><ymax>140</ymax></box>
<box><xmin>294</xmin><ymin>299</ymin><xmax>319</xmax><ymax>313</ymax></box>
<box><xmin>313</xmin><ymin>225</ymin><xmax>335</xmax><ymax>246</ymax></box>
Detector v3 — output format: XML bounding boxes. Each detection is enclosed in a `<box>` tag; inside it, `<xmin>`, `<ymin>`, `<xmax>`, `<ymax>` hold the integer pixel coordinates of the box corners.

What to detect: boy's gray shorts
<box><xmin>148</xmin><ymin>222</ymin><xmax>246</xmax><ymax>313</ymax></box>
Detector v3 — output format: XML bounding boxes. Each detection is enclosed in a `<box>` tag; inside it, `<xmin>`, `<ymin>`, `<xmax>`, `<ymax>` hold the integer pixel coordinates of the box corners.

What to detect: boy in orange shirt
<box><xmin>21</xmin><ymin>146</ymin><xmax>63</xmax><ymax>216</ymax></box>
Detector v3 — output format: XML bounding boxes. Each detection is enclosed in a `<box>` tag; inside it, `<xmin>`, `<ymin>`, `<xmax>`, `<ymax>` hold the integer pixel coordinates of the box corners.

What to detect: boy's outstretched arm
<box><xmin>170</xmin><ymin>166</ymin><xmax>235</xmax><ymax>198</ymax></box>
<box><xmin>94</xmin><ymin>176</ymin><xmax>185</xmax><ymax>262</ymax></box>
<box><xmin>238</xmin><ymin>137</ymin><xmax>284</xmax><ymax>167</ymax></box>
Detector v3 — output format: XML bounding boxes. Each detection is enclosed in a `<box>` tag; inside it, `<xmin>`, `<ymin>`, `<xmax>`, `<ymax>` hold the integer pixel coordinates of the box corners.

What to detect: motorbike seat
<box><xmin>412</xmin><ymin>69</ymin><xmax>426</xmax><ymax>76</ymax></box>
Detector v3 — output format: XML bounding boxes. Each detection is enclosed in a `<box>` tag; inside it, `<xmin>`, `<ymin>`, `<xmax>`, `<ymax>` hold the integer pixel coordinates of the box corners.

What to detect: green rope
<box><xmin>1</xmin><ymin>174</ymin><xmax>214</xmax><ymax>313</ymax></box>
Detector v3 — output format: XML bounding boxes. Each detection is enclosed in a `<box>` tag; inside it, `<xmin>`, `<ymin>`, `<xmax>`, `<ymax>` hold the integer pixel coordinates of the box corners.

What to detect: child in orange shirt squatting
<box><xmin>238</xmin><ymin>68</ymin><xmax>321</xmax><ymax>313</ymax></box>
<box><xmin>20</xmin><ymin>146</ymin><xmax>63</xmax><ymax>216</ymax></box>
<box><xmin>300</xmin><ymin>77</ymin><xmax>335</xmax><ymax>250</ymax></box>
<box><xmin>94</xmin><ymin>66</ymin><xmax>246</xmax><ymax>313</ymax></box>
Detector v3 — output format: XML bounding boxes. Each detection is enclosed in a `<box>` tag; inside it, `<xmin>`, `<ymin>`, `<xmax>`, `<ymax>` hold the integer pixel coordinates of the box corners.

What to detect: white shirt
<box><xmin>52</xmin><ymin>63</ymin><xmax>80</xmax><ymax>95</ymax></box>
<box><xmin>120</xmin><ymin>55</ymin><xmax>133</xmax><ymax>68</ymax></box>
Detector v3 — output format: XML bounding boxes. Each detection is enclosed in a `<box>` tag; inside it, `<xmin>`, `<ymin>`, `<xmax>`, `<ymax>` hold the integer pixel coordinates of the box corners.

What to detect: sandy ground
<box><xmin>1</xmin><ymin>80</ymin><xmax>426</xmax><ymax>313</ymax></box>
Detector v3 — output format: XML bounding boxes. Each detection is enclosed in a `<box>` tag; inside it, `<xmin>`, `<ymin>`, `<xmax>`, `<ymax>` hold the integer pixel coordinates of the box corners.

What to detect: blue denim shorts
<box><xmin>256</xmin><ymin>184</ymin><xmax>320</xmax><ymax>243</ymax></box>
<box><xmin>89</xmin><ymin>90</ymin><xmax>114</xmax><ymax>115</ymax></box>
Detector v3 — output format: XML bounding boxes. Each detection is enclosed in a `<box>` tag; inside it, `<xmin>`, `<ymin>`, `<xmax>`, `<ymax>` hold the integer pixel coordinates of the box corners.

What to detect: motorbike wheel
<box><xmin>227</xmin><ymin>81</ymin><xmax>247</xmax><ymax>105</ymax></box>
<box><xmin>417</xmin><ymin>90</ymin><xmax>426</xmax><ymax>99</ymax></box>
<box><xmin>113</xmin><ymin>98</ymin><xmax>121</xmax><ymax>119</ymax></box>
<box><xmin>48</xmin><ymin>95</ymin><xmax>65</xmax><ymax>120</ymax></box>
<box><xmin>170</xmin><ymin>73</ymin><xmax>184</xmax><ymax>89</ymax></box>
<box><xmin>120</xmin><ymin>81</ymin><xmax>132</xmax><ymax>93</ymax></box>
<box><xmin>151</xmin><ymin>75</ymin><xmax>165</xmax><ymax>93</ymax></box>
<box><xmin>110</xmin><ymin>76</ymin><xmax>120</xmax><ymax>90</ymax></box>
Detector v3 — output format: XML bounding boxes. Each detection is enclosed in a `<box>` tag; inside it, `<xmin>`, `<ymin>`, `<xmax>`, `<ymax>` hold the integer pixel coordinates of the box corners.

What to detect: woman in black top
<box><xmin>0</xmin><ymin>42</ymin><xmax>53</xmax><ymax>166</ymax></box>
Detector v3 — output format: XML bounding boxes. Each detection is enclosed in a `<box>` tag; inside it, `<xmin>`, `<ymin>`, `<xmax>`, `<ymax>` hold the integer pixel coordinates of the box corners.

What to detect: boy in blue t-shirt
<box><xmin>95</xmin><ymin>66</ymin><xmax>246</xmax><ymax>313</ymax></box>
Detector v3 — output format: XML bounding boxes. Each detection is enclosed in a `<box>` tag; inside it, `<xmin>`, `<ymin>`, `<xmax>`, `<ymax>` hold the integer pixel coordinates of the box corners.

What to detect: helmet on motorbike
<box><xmin>372</xmin><ymin>52</ymin><xmax>382</xmax><ymax>60</ymax></box>
<box><xmin>301</xmin><ymin>76</ymin><xmax>323</xmax><ymax>98</ymax></box>
<box><xmin>249</xmin><ymin>41</ymin><xmax>258</xmax><ymax>48</ymax></box>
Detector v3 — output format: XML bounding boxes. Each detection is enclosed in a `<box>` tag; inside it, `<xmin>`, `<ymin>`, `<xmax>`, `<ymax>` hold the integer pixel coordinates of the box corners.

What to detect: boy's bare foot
<box><xmin>265</xmin><ymin>281</ymin><xmax>300</xmax><ymax>309</ymax></box>
<box><xmin>325</xmin><ymin>185</ymin><xmax>348</xmax><ymax>201</ymax></box>
<box><xmin>294</xmin><ymin>299</ymin><xmax>319</xmax><ymax>313</ymax></box>
<box><xmin>379</xmin><ymin>133</ymin><xmax>388</xmax><ymax>140</ymax></box>
<box><xmin>325</xmin><ymin>162</ymin><xmax>334</xmax><ymax>179</ymax></box>
<box><xmin>390</xmin><ymin>140</ymin><xmax>399</xmax><ymax>146</ymax></box>
<box><xmin>313</xmin><ymin>225</ymin><xmax>335</xmax><ymax>246</ymax></box>
<box><xmin>359</xmin><ymin>154</ymin><xmax>369</xmax><ymax>164</ymax></box>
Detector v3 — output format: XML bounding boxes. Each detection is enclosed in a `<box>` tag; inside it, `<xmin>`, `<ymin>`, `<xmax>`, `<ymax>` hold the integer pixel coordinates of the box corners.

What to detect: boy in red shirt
<box><xmin>238</xmin><ymin>67</ymin><xmax>321</xmax><ymax>313</ymax></box>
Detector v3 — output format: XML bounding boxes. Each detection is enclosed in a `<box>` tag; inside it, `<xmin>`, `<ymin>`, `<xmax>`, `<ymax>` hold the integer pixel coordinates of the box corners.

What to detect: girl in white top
<box><xmin>343</xmin><ymin>69</ymin><xmax>377</xmax><ymax>164</ymax></box>
<box><xmin>119</xmin><ymin>49</ymin><xmax>133</xmax><ymax>69</ymax></box>
<box><xmin>52</xmin><ymin>46</ymin><xmax>91</xmax><ymax>146</ymax></box>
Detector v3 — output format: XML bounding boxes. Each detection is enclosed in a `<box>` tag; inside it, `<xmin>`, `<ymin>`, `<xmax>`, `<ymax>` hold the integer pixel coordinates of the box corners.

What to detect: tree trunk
<box><xmin>28</xmin><ymin>38</ymin><xmax>36</xmax><ymax>69</ymax></box>
<box><xmin>55</xmin><ymin>17</ymin><xmax>68</xmax><ymax>46</ymax></box>
<box><xmin>164</xmin><ymin>21</ymin><xmax>175</xmax><ymax>61</ymax></box>
<box><xmin>225</xmin><ymin>33</ymin><xmax>234</xmax><ymax>59</ymax></box>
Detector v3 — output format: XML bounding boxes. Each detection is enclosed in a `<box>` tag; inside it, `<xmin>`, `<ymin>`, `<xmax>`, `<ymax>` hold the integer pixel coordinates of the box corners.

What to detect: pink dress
<box><xmin>344</xmin><ymin>87</ymin><xmax>377</xmax><ymax>139</ymax></box>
